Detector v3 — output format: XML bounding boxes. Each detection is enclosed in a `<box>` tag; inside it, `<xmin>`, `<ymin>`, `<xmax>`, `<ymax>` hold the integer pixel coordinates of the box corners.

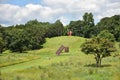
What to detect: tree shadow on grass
<box><xmin>22</xmin><ymin>51</ymin><xmax>28</xmax><ymax>53</ymax></box>
<box><xmin>84</xmin><ymin>63</ymin><xmax>112</xmax><ymax>68</ymax></box>
<box><xmin>13</xmin><ymin>51</ymin><xmax>28</xmax><ymax>54</ymax></box>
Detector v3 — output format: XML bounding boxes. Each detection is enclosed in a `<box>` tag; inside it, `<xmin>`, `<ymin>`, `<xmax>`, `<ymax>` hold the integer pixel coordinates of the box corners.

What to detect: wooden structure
<box><xmin>64</xmin><ymin>47</ymin><xmax>69</xmax><ymax>52</ymax></box>
<box><xmin>56</xmin><ymin>45</ymin><xmax>69</xmax><ymax>55</ymax></box>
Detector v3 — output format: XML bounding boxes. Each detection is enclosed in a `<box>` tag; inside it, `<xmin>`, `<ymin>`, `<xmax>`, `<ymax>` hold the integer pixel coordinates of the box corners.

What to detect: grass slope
<box><xmin>0</xmin><ymin>36</ymin><xmax>120</xmax><ymax>80</ymax></box>
<box><xmin>0</xmin><ymin>36</ymin><xmax>85</xmax><ymax>72</ymax></box>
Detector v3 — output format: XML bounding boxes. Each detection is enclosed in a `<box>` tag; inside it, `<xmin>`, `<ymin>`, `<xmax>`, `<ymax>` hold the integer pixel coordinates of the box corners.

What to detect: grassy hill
<box><xmin>0</xmin><ymin>36</ymin><xmax>85</xmax><ymax>72</ymax></box>
<box><xmin>0</xmin><ymin>36</ymin><xmax>120</xmax><ymax>80</ymax></box>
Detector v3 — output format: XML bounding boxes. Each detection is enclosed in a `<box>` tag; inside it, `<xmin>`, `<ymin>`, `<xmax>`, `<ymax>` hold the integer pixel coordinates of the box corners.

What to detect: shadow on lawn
<box><xmin>84</xmin><ymin>64</ymin><xmax>111</xmax><ymax>68</ymax></box>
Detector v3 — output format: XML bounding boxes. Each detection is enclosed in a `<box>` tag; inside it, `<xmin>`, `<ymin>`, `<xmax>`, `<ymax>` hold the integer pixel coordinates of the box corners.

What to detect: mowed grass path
<box><xmin>0</xmin><ymin>36</ymin><xmax>85</xmax><ymax>73</ymax></box>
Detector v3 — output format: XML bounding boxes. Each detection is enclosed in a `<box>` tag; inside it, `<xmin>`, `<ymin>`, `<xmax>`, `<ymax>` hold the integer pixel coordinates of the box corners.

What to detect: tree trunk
<box><xmin>95</xmin><ymin>55</ymin><xmax>102</xmax><ymax>67</ymax></box>
<box><xmin>99</xmin><ymin>58</ymin><xmax>102</xmax><ymax>67</ymax></box>
<box><xmin>95</xmin><ymin>56</ymin><xmax>98</xmax><ymax>67</ymax></box>
<box><xmin>0</xmin><ymin>49</ymin><xmax>1</xmax><ymax>54</ymax></box>
<box><xmin>19</xmin><ymin>48</ymin><xmax>23</xmax><ymax>53</ymax></box>
<box><xmin>0</xmin><ymin>48</ymin><xmax>2</xmax><ymax>54</ymax></box>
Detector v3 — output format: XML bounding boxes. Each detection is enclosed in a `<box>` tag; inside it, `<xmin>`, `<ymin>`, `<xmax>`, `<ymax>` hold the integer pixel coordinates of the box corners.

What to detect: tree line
<box><xmin>0</xmin><ymin>12</ymin><xmax>120</xmax><ymax>53</ymax></box>
<box><xmin>0</xmin><ymin>20</ymin><xmax>64</xmax><ymax>53</ymax></box>
<box><xmin>68</xmin><ymin>13</ymin><xmax>120</xmax><ymax>41</ymax></box>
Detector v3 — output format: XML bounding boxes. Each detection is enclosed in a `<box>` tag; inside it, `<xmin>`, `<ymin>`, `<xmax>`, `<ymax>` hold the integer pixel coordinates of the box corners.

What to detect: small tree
<box><xmin>81</xmin><ymin>37</ymin><xmax>116</xmax><ymax>67</ymax></box>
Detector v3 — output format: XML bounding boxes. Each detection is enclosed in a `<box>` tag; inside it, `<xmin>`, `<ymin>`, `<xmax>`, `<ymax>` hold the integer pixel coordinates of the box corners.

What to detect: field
<box><xmin>0</xmin><ymin>36</ymin><xmax>120</xmax><ymax>80</ymax></box>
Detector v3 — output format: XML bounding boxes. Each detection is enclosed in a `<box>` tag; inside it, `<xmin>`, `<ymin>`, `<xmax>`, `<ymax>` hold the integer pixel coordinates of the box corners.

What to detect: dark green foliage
<box><xmin>4</xmin><ymin>28</ymin><xmax>27</xmax><ymax>53</ymax></box>
<box><xmin>0</xmin><ymin>14</ymin><xmax>120</xmax><ymax>53</ymax></box>
<box><xmin>81</xmin><ymin>37</ymin><xmax>116</xmax><ymax>67</ymax></box>
<box><xmin>25</xmin><ymin>19</ymin><xmax>40</xmax><ymax>26</ymax></box>
<box><xmin>2</xmin><ymin>20</ymin><xmax>47</xmax><ymax>52</ymax></box>
<box><xmin>98</xmin><ymin>30</ymin><xmax>115</xmax><ymax>42</ymax></box>
<box><xmin>83</xmin><ymin>12</ymin><xmax>94</xmax><ymax>27</ymax></box>
<box><xmin>24</xmin><ymin>25</ymin><xmax>46</xmax><ymax>50</ymax></box>
<box><xmin>68</xmin><ymin>12</ymin><xmax>95</xmax><ymax>38</ymax></box>
<box><xmin>96</xmin><ymin>15</ymin><xmax>120</xmax><ymax>41</ymax></box>
<box><xmin>62</xmin><ymin>26</ymin><xmax>68</xmax><ymax>36</ymax></box>
<box><xmin>81</xmin><ymin>12</ymin><xmax>95</xmax><ymax>38</ymax></box>
<box><xmin>53</xmin><ymin>20</ymin><xmax>64</xmax><ymax>36</ymax></box>
<box><xmin>0</xmin><ymin>36</ymin><xmax>5</xmax><ymax>53</ymax></box>
<box><xmin>45</xmin><ymin>20</ymin><xmax>64</xmax><ymax>38</ymax></box>
<box><xmin>68</xmin><ymin>20</ymin><xmax>84</xmax><ymax>36</ymax></box>
<box><xmin>0</xmin><ymin>19</ymin><xmax>64</xmax><ymax>53</ymax></box>
<box><xmin>0</xmin><ymin>25</ymin><xmax>5</xmax><ymax>34</ymax></box>
<box><xmin>68</xmin><ymin>13</ymin><xmax>120</xmax><ymax>40</ymax></box>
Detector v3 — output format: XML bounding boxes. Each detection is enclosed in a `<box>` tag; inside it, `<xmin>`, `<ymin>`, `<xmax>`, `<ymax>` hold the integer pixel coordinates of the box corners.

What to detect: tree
<box><xmin>82</xmin><ymin>12</ymin><xmax>95</xmax><ymax>38</ymax></box>
<box><xmin>68</xmin><ymin>12</ymin><xmax>95</xmax><ymax>38</ymax></box>
<box><xmin>25</xmin><ymin>19</ymin><xmax>40</xmax><ymax>26</ymax></box>
<box><xmin>0</xmin><ymin>37</ymin><xmax>5</xmax><ymax>53</ymax></box>
<box><xmin>83</xmin><ymin>12</ymin><xmax>94</xmax><ymax>26</ymax></box>
<box><xmin>4</xmin><ymin>24</ymin><xmax>46</xmax><ymax>52</ymax></box>
<box><xmin>98</xmin><ymin>30</ymin><xmax>115</xmax><ymax>42</ymax></box>
<box><xmin>4</xmin><ymin>28</ymin><xmax>27</xmax><ymax>53</ymax></box>
<box><xmin>68</xmin><ymin>20</ymin><xmax>84</xmax><ymax>36</ymax></box>
<box><xmin>53</xmin><ymin>20</ymin><xmax>64</xmax><ymax>36</ymax></box>
<box><xmin>81</xmin><ymin>37</ymin><xmax>116</xmax><ymax>67</ymax></box>
<box><xmin>96</xmin><ymin>15</ymin><xmax>120</xmax><ymax>41</ymax></box>
<box><xmin>24</xmin><ymin>25</ymin><xmax>46</xmax><ymax>50</ymax></box>
<box><xmin>45</xmin><ymin>20</ymin><xmax>64</xmax><ymax>38</ymax></box>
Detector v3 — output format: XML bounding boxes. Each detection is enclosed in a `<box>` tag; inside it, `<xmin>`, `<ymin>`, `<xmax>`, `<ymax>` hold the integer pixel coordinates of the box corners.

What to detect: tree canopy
<box><xmin>96</xmin><ymin>15</ymin><xmax>120</xmax><ymax>41</ymax></box>
<box><xmin>0</xmin><ymin>13</ymin><xmax>120</xmax><ymax>53</ymax></box>
<box><xmin>0</xmin><ymin>19</ymin><xmax>64</xmax><ymax>53</ymax></box>
<box><xmin>68</xmin><ymin>12</ymin><xmax>95</xmax><ymax>38</ymax></box>
<box><xmin>0</xmin><ymin>36</ymin><xmax>5</xmax><ymax>53</ymax></box>
<box><xmin>81</xmin><ymin>37</ymin><xmax>116</xmax><ymax>67</ymax></box>
<box><xmin>97</xmin><ymin>30</ymin><xmax>115</xmax><ymax>42</ymax></box>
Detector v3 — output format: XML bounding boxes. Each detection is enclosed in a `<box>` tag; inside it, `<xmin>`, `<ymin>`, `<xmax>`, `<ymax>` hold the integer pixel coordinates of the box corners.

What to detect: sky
<box><xmin>0</xmin><ymin>0</ymin><xmax>120</xmax><ymax>26</ymax></box>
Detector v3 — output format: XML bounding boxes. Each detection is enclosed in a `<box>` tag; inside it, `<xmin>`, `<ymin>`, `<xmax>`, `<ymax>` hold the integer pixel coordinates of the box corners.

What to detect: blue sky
<box><xmin>0</xmin><ymin>0</ymin><xmax>41</xmax><ymax>6</ymax></box>
<box><xmin>0</xmin><ymin>0</ymin><xmax>120</xmax><ymax>26</ymax></box>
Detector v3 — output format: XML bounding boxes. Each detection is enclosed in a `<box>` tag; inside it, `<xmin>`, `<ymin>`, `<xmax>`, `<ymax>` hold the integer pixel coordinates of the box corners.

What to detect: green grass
<box><xmin>0</xmin><ymin>36</ymin><xmax>85</xmax><ymax>72</ymax></box>
<box><xmin>0</xmin><ymin>36</ymin><xmax>120</xmax><ymax>80</ymax></box>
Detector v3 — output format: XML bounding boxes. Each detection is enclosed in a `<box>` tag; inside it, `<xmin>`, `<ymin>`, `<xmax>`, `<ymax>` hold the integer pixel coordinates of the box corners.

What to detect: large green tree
<box><xmin>68</xmin><ymin>12</ymin><xmax>95</xmax><ymax>38</ymax></box>
<box><xmin>96</xmin><ymin>15</ymin><xmax>120</xmax><ymax>41</ymax></box>
<box><xmin>83</xmin><ymin>12</ymin><xmax>94</xmax><ymax>26</ymax></box>
<box><xmin>4</xmin><ymin>28</ymin><xmax>27</xmax><ymax>53</ymax></box>
<box><xmin>45</xmin><ymin>20</ymin><xmax>64</xmax><ymax>38</ymax></box>
<box><xmin>4</xmin><ymin>24</ymin><xmax>46</xmax><ymax>52</ymax></box>
<box><xmin>2</xmin><ymin>19</ymin><xmax>65</xmax><ymax>52</ymax></box>
<box><xmin>24</xmin><ymin>25</ymin><xmax>46</xmax><ymax>50</ymax></box>
<box><xmin>83</xmin><ymin>12</ymin><xmax>95</xmax><ymax>38</ymax></box>
<box><xmin>81</xmin><ymin>37</ymin><xmax>116</xmax><ymax>67</ymax></box>
<box><xmin>68</xmin><ymin>20</ymin><xmax>84</xmax><ymax>36</ymax></box>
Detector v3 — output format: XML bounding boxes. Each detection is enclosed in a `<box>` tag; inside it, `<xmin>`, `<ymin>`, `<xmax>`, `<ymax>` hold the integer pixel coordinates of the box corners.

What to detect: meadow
<box><xmin>0</xmin><ymin>36</ymin><xmax>120</xmax><ymax>80</ymax></box>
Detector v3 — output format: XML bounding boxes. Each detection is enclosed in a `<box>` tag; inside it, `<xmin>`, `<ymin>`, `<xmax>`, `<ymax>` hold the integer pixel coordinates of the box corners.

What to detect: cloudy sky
<box><xmin>0</xmin><ymin>0</ymin><xmax>120</xmax><ymax>26</ymax></box>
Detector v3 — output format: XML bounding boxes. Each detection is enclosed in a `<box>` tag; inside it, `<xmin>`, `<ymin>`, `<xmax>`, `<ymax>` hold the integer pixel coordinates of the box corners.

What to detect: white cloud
<box><xmin>0</xmin><ymin>0</ymin><xmax>120</xmax><ymax>26</ymax></box>
<box><xmin>0</xmin><ymin>4</ymin><xmax>20</xmax><ymax>24</ymax></box>
<box><xmin>0</xmin><ymin>3</ymin><xmax>64</xmax><ymax>26</ymax></box>
<box><xmin>43</xmin><ymin>0</ymin><xmax>120</xmax><ymax>23</ymax></box>
<box><xmin>96</xmin><ymin>1</ymin><xmax>120</xmax><ymax>20</ymax></box>
<box><xmin>58</xmin><ymin>16</ymin><xmax>70</xmax><ymax>25</ymax></box>
<box><xmin>43</xmin><ymin>0</ymin><xmax>102</xmax><ymax>13</ymax></box>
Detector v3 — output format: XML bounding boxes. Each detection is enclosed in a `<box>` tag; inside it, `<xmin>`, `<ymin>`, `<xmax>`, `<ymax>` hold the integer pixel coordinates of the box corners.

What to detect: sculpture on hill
<box><xmin>67</xmin><ymin>31</ymin><xmax>72</xmax><ymax>36</ymax></box>
<box><xmin>56</xmin><ymin>45</ymin><xmax>69</xmax><ymax>55</ymax></box>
